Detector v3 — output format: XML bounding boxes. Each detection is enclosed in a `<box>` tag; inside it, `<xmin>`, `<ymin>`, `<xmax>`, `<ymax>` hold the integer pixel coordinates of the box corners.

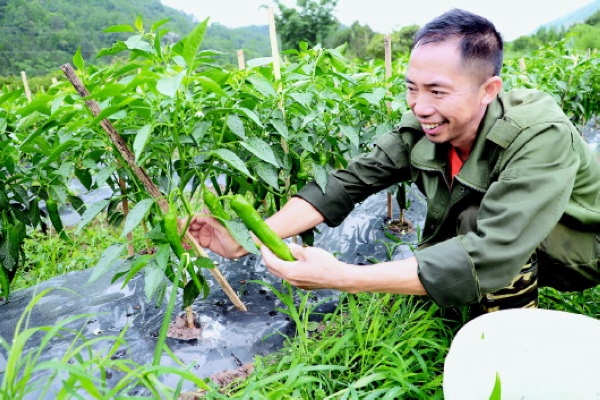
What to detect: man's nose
<box><xmin>410</xmin><ymin>95</ymin><xmax>435</xmax><ymax>117</ymax></box>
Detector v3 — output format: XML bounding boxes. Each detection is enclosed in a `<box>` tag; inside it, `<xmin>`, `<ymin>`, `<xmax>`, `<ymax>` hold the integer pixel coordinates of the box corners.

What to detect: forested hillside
<box><xmin>1</xmin><ymin>0</ymin><xmax>598</xmax><ymax>78</ymax></box>
<box><xmin>0</xmin><ymin>0</ymin><xmax>198</xmax><ymax>75</ymax></box>
<box><xmin>0</xmin><ymin>0</ymin><xmax>271</xmax><ymax>76</ymax></box>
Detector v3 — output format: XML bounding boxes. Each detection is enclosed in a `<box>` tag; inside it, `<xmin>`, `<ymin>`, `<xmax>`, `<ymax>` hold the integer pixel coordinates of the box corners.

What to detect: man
<box><xmin>189</xmin><ymin>9</ymin><xmax>600</xmax><ymax>314</ymax></box>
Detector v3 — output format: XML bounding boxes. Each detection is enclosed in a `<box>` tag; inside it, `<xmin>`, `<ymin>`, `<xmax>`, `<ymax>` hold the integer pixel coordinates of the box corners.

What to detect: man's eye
<box><xmin>432</xmin><ymin>90</ymin><xmax>445</xmax><ymax>96</ymax></box>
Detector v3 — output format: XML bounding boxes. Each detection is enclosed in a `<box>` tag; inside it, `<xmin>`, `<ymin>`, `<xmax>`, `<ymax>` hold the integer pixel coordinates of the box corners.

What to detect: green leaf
<box><xmin>124</xmin><ymin>35</ymin><xmax>154</xmax><ymax>53</ymax></box>
<box><xmin>196</xmin><ymin>76</ymin><xmax>225</xmax><ymax>96</ymax></box>
<box><xmin>489</xmin><ymin>373</ymin><xmax>502</xmax><ymax>400</ymax></box>
<box><xmin>73</xmin><ymin>46</ymin><xmax>84</xmax><ymax>71</ymax></box>
<box><xmin>236</xmin><ymin>107</ymin><xmax>264</xmax><ymax>128</ymax></box>
<box><xmin>340</xmin><ymin>125</ymin><xmax>360</xmax><ymax>149</ymax></box>
<box><xmin>134</xmin><ymin>15</ymin><xmax>144</xmax><ymax>31</ymax></box>
<box><xmin>133</xmin><ymin>124</ymin><xmax>152</xmax><ymax>163</ymax></box>
<box><xmin>194</xmin><ymin>257</ymin><xmax>215</xmax><ymax>270</ymax></box>
<box><xmin>88</xmin><ymin>244</ymin><xmax>126</xmax><ymax>283</ymax></box>
<box><xmin>0</xmin><ymin>188</ymin><xmax>9</xmax><ymax>209</ymax></box>
<box><xmin>121</xmin><ymin>198</ymin><xmax>154</xmax><ymax>238</ymax></box>
<box><xmin>120</xmin><ymin>254</ymin><xmax>152</xmax><ymax>288</ymax></box>
<box><xmin>211</xmin><ymin>149</ymin><xmax>253</xmax><ymax>178</ymax></box>
<box><xmin>269</xmin><ymin>118</ymin><xmax>289</xmax><ymax>140</ymax></box>
<box><xmin>223</xmin><ymin>220</ymin><xmax>259</xmax><ymax>255</ymax></box>
<box><xmin>255</xmin><ymin>163</ymin><xmax>280</xmax><ymax>190</ymax></box>
<box><xmin>183</xmin><ymin>18</ymin><xmax>209</xmax><ymax>69</ymax></box>
<box><xmin>155</xmin><ymin>243</ymin><xmax>170</xmax><ymax>269</ymax></box>
<box><xmin>156</xmin><ymin>72</ymin><xmax>185</xmax><ymax>98</ymax></box>
<box><xmin>361</xmin><ymin>87</ymin><xmax>386</xmax><ymax>105</ymax></box>
<box><xmin>226</xmin><ymin>114</ymin><xmax>246</xmax><ymax>139</ymax></box>
<box><xmin>40</xmin><ymin>140</ymin><xmax>79</xmax><ymax>168</ymax></box>
<box><xmin>85</xmin><ymin>83</ymin><xmax>127</xmax><ymax>101</ymax></box>
<box><xmin>19</xmin><ymin>94</ymin><xmax>53</xmax><ymax>117</ymax></box>
<box><xmin>151</xmin><ymin>18</ymin><xmax>170</xmax><ymax>32</ymax></box>
<box><xmin>94</xmin><ymin>165</ymin><xmax>117</xmax><ymax>187</ymax></box>
<box><xmin>0</xmin><ymin>265</ymin><xmax>10</xmax><ymax>299</ymax></box>
<box><xmin>75</xmin><ymin>199</ymin><xmax>110</xmax><ymax>234</ymax></box>
<box><xmin>247</xmin><ymin>75</ymin><xmax>277</xmax><ymax>98</ymax></box>
<box><xmin>67</xmin><ymin>195</ymin><xmax>86</xmax><ymax>216</ymax></box>
<box><xmin>74</xmin><ymin>168</ymin><xmax>92</xmax><ymax>191</ymax></box>
<box><xmin>289</xmin><ymin>92</ymin><xmax>313</xmax><ymax>108</ymax></box>
<box><xmin>0</xmin><ymin>221</ymin><xmax>26</xmax><ymax>272</ymax></box>
<box><xmin>240</xmin><ymin>138</ymin><xmax>280</xmax><ymax>167</ymax></box>
<box><xmin>314</xmin><ymin>165</ymin><xmax>328</xmax><ymax>194</ymax></box>
<box><xmin>144</xmin><ymin>260</ymin><xmax>167</xmax><ymax>304</ymax></box>
<box><xmin>183</xmin><ymin>279</ymin><xmax>200</xmax><ymax>308</ymax></box>
<box><xmin>103</xmin><ymin>24</ymin><xmax>135</xmax><ymax>33</ymax></box>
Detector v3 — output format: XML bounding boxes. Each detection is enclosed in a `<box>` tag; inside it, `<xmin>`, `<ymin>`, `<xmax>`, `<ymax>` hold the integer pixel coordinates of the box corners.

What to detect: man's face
<box><xmin>405</xmin><ymin>40</ymin><xmax>492</xmax><ymax>151</ymax></box>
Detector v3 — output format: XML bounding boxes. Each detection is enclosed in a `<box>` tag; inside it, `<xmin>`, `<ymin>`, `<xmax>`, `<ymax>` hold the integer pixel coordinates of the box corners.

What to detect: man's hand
<box><xmin>261</xmin><ymin>243</ymin><xmax>349</xmax><ymax>291</ymax></box>
<box><xmin>187</xmin><ymin>215</ymin><xmax>248</xmax><ymax>259</ymax></box>
<box><xmin>261</xmin><ymin>243</ymin><xmax>427</xmax><ymax>296</ymax></box>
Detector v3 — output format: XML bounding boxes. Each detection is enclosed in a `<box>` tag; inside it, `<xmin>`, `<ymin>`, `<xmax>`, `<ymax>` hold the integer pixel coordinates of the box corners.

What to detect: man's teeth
<box><xmin>423</xmin><ymin>123</ymin><xmax>442</xmax><ymax>130</ymax></box>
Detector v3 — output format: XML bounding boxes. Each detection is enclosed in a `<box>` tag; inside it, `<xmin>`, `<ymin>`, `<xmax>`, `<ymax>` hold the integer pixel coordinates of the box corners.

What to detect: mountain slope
<box><xmin>539</xmin><ymin>0</ymin><xmax>600</xmax><ymax>30</ymax></box>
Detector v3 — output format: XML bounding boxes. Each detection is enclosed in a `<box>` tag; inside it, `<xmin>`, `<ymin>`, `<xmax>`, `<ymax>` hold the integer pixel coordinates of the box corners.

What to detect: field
<box><xmin>0</xmin><ymin>19</ymin><xmax>598</xmax><ymax>398</ymax></box>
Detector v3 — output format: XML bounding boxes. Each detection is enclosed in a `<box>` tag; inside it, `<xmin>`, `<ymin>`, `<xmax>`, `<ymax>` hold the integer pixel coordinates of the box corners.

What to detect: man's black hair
<box><xmin>412</xmin><ymin>9</ymin><xmax>504</xmax><ymax>78</ymax></box>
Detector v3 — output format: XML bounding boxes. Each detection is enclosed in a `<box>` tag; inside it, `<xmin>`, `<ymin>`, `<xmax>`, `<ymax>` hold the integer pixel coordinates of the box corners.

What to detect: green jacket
<box><xmin>297</xmin><ymin>89</ymin><xmax>600</xmax><ymax>307</ymax></box>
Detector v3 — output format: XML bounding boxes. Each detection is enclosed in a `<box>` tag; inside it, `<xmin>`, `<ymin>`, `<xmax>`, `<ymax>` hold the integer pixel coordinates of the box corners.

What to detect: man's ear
<box><xmin>481</xmin><ymin>76</ymin><xmax>502</xmax><ymax>105</ymax></box>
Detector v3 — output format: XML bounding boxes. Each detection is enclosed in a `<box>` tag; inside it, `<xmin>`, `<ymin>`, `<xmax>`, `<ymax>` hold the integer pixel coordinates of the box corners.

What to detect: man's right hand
<box><xmin>187</xmin><ymin>215</ymin><xmax>248</xmax><ymax>259</ymax></box>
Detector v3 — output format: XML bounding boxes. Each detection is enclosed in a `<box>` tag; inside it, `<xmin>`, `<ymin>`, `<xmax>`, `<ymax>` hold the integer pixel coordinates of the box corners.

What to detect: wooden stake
<box><xmin>384</xmin><ymin>34</ymin><xmax>392</xmax><ymax>112</ymax></box>
<box><xmin>21</xmin><ymin>71</ymin><xmax>32</xmax><ymax>102</ymax></box>
<box><xmin>266</xmin><ymin>5</ymin><xmax>290</xmax><ymax>194</ymax></box>
<box><xmin>118</xmin><ymin>176</ymin><xmax>135</xmax><ymax>256</ymax></box>
<box><xmin>237</xmin><ymin>49</ymin><xmax>245</xmax><ymax>70</ymax></box>
<box><xmin>384</xmin><ymin>35</ymin><xmax>394</xmax><ymax>220</ymax></box>
<box><xmin>267</xmin><ymin>6</ymin><xmax>281</xmax><ymax>81</ymax></box>
<box><xmin>60</xmin><ymin>63</ymin><xmax>247</xmax><ymax>312</ymax></box>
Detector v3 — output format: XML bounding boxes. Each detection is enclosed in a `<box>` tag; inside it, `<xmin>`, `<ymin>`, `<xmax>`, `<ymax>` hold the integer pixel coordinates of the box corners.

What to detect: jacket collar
<box><xmin>405</xmin><ymin>97</ymin><xmax>513</xmax><ymax>192</ymax></box>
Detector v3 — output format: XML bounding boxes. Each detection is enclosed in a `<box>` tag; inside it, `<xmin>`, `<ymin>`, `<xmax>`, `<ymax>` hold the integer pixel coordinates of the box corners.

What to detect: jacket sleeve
<box><xmin>296</xmin><ymin>128</ymin><xmax>413</xmax><ymax>227</ymax></box>
<box><xmin>416</xmin><ymin>121</ymin><xmax>580</xmax><ymax>307</ymax></box>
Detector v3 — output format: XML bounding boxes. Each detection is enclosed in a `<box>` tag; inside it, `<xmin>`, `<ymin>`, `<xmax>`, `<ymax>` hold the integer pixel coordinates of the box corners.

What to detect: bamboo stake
<box><xmin>60</xmin><ymin>63</ymin><xmax>247</xmax><ymax>312</ymax></box>
<box><xmin>21</xmin><ymin>71</ymin><xmax>32</xmax><ymax>102</ymax></box>
<box><xmin>237</xmin><ymin>49</ymin><xmax>245</xmax><ymax>70</ymax></box>
<box><xmin>267</xmin><ymin>6</ymin><xmax>281</xmax><ymax>82</ymax></box>
<box><xmin>118</xmin><ymin>176</ymin><xmax>135</xmax><ymax>256</ymax></box>
<box><xmin>384</xmin><ymin>35</ymin><xmax>394</xmax><ymax>220</ymax></box>
<box><xmin>267</xmin><ymin>5</ymin><xmax>296</xmax><ymax>243</ymax></box>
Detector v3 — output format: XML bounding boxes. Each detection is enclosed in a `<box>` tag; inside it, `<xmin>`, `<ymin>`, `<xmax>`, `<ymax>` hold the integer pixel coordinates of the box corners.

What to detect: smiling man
<box><xmin>189</xmin><ymin>9</ymin><xmax>600</xmax><ymax>315</ymax></box>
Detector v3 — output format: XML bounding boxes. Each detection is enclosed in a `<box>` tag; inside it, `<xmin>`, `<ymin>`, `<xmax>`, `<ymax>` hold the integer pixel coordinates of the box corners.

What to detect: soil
<box><xmin>385</xmin><ymin>217</ymin><xmax>414</xmax><ymax>236</ymax></box>
<box><xmin>167</xmin><ymin>312</ymin><xmax>202</xmax><ymax>340</ymax></box>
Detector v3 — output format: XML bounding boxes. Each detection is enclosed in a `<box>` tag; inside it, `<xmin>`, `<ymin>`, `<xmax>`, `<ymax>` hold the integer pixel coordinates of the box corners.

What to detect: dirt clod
<box><xmin>167</xmin><ymin>313</ymin><xmax>202</xmax><ymax>340</ymax></box>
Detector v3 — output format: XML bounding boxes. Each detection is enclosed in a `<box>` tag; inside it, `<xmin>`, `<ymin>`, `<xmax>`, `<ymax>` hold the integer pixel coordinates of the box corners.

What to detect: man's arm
<box><xmin>265</xmin><ymin>197</ymin><xmax>325</xmax><ymax>239</ymax></box>
<box><xmin>261</xmin><ymin>243</ymin><xmax>427</xmax><ymax>296</ymax></box>
<box><xmin>189</xmin><ymin>196</ymin><xmax>325</xmax><ymax>259</ymax></box>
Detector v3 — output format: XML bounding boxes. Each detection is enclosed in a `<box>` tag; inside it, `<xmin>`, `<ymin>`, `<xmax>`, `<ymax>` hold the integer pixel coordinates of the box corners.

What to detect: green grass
<box><xmin>4</xmin><ymin>221</ymin><xmax>599</xmax><ymax>398</ymax></box>
<box><xmin>12</xmin><ymin>220</ymin><xmax>131</xmax><ymax>292</ymax></box>
<box><xmin>208</xmin><ymin>286</ymin><xmax>452</xmax><ymax>399</ymax></box>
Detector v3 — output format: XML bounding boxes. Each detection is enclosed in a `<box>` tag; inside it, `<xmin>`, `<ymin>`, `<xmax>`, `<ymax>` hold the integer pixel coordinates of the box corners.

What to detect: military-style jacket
<box><xmin>296</xmin><ymin>89</ymin><xmax>600</xmax><ymax>307</ymax></box>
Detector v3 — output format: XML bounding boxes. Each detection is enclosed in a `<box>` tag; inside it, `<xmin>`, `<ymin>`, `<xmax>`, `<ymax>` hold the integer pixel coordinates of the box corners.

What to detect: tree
<box><xmin>365</xmin><ymin>24</ymin><xmax>419</xmax><ymax>59</ymax></box>
<box><xmin>327</xmin><ymin>21</ymin><xmax>376</xmax><ymax>59</ymax></box>
<box><xmin>584</xmin><ymin>9</ymin><xmax>600</xmax><ymax>26</ymax></box>
<box><xmin>567</xmin><ymin>24</ymin><xmax>600</xmax><ymax>50</ymax></box>
<box><xmin>274</xmin><ymin>0</ymin><xmax>340</xmax><ymax>51</ymax></box>
<box><xmin>511</xmin><ymin>35</ymin><xmax>542</xmax><ymax>53</ymax></box>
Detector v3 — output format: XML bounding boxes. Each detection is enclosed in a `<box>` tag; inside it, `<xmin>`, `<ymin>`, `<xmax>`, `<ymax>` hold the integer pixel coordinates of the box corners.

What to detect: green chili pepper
<box><xmin>163</xmin><ymin>208</ymin><xmax>186</xmax><ymax>260</ymax></box>
<box><xmin>46</xmin><ymin>198</ymin><xmax>68</xmax><ymax>241</ymax></box>
<box><xmin>229</xmin><ymin>194</ymin><xmax>295</xmax><ymax>262</ymax></box>
<box><xmin>203</xmin><ymin>188</ymin><xmax>229</xmax><ymax>220</ymax></box>
<box><xmin>163</xmin><ymin>210</ymin><xmax>196</xmax><ymax>290</ymax></box>
<box><xmin>0</xmin><ymin>265</ymin><xmax>10</xmax><ymax>299</ymax></box>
